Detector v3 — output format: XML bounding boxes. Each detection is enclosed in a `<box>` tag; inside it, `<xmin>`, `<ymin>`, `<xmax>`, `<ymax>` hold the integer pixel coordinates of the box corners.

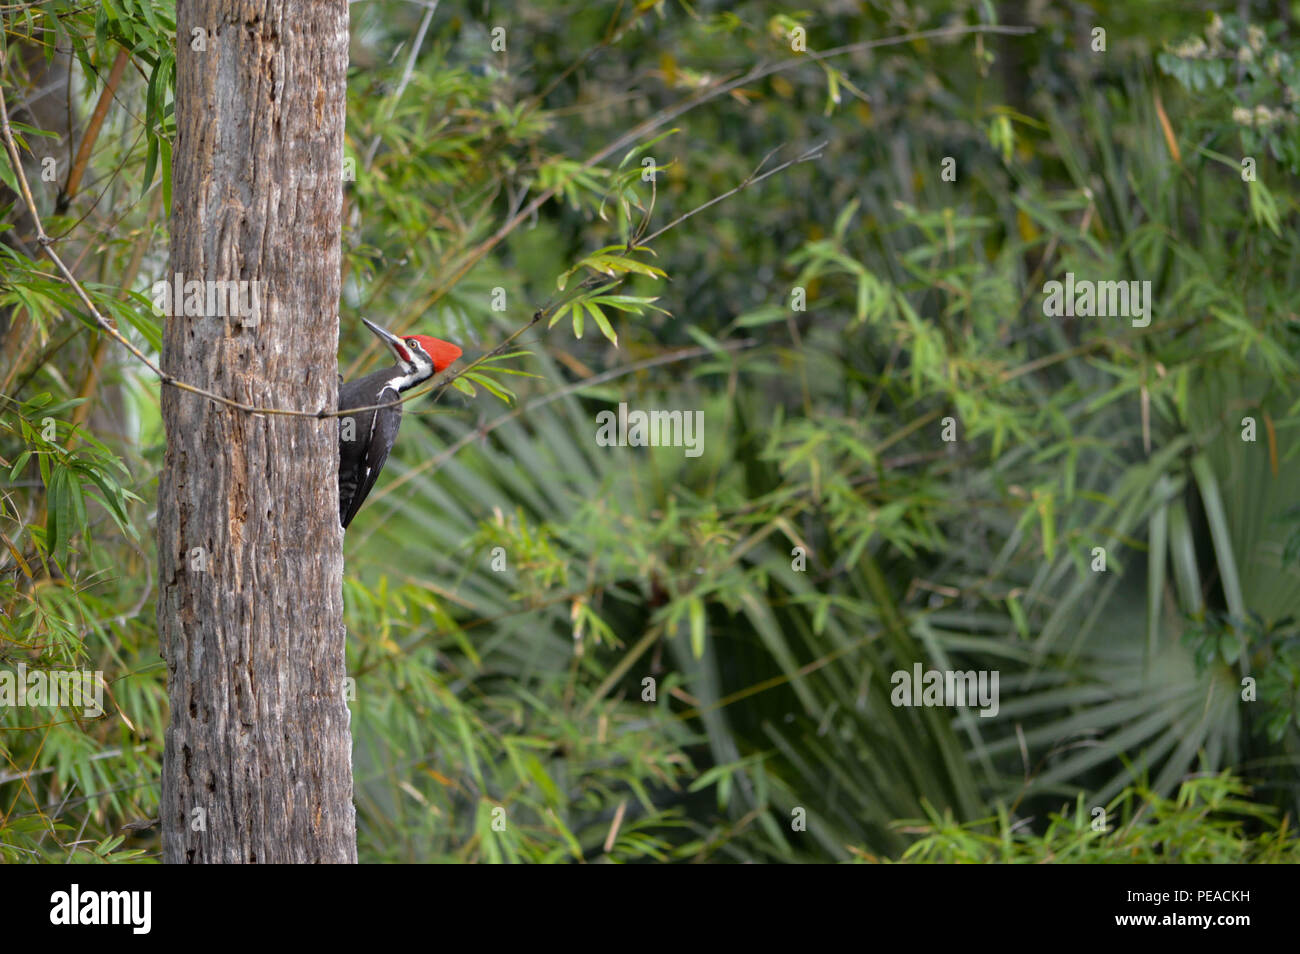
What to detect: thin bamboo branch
<box><xmin>59</xmin><ymin>47</ymin><xmax>129</xmax><ymax>210</ymax></box>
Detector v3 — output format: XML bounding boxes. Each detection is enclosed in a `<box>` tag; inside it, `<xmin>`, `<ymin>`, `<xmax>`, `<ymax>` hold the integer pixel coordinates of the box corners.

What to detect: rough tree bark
<box><xmin>158</xmin><ymin>0</ymin><xmax>355</xmax><ymax>863</ymax></box>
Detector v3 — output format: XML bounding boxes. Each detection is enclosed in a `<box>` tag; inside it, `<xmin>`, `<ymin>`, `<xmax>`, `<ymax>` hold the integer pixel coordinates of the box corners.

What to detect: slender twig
<box><xmin>60</xmin><ymin>47</ymin><xmax>129</xmax><ymax>210</ymax></box>
<box><xmin>362</xmin><ymin>2</ymin><xmax>438</xmax><ymax>168</ymax></box>
<box><xmin>34</xmin><ymin>781</ymin><xmax>76</xmax><ymax>848</ymax></box>
<box><xmin>68</xmin><ymin>190</ymin><xmax>163</xmax><ymax>443</ymax></box>
<box><xmin>635</xmin><ymin>142</ymin><xmax>825</xmax><ymax>249</ymax></box>
<box><xmin>525</xmin><ymin>1</ymin><xmax>653</xmax><ymax>110</ymax></box>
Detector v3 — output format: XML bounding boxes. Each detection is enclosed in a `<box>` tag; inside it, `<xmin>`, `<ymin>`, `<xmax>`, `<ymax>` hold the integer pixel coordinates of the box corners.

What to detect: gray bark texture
<box><xmin>158</xmin><ymin>0</ymin><xmax>355</xmax><ymax>863</ymax></box>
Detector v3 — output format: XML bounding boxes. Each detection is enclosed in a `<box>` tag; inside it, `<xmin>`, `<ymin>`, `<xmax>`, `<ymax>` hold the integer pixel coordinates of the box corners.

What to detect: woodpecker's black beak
<box><xmin>362</xmin><ymin>318</ymin><xmax>407</xmax><ymax>362</ymax></box>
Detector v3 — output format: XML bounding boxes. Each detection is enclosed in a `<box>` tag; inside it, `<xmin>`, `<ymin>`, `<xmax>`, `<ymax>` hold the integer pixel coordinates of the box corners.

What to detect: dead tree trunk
<box><xmin>158</xmin><ymin>0</ymin><xmax>355</xmax><ymax>863</ymax></box>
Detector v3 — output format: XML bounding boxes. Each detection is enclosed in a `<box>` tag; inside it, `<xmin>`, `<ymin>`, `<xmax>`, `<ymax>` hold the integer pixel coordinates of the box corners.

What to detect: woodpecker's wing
<box><xmin>340</xmin><ymin>394</ymin><xmax>402</xmax><ymax>529</ymax></box>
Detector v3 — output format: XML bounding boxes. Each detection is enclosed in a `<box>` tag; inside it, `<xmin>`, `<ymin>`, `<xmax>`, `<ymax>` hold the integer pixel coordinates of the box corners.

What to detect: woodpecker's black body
<box><xmin>338</xmin><ymin>320</ymin><xmax>462</xmax><ymax>529</ymax></box>
<box><xmin>338</xmin><ymin>370</ymin><xmax>405</xmax><ymax>528</ymax></box>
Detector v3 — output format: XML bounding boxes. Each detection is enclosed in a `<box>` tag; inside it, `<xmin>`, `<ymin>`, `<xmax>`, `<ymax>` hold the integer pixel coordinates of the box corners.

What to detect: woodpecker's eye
<box><xmin>406</xmin><ymin>339</ymin><xmax>418</xmax><ymax>348</ymax></box>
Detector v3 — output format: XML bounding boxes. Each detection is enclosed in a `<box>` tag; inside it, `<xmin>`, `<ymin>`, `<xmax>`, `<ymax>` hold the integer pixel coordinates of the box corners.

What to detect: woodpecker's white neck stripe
<box><xmin>384</xmin><ymin>349</ymin><xmax>438</xmax><ymax>393</ymax></box>
<box><xmin>385</xmin><ymin>369</ymin><xmax>427</xmax><ymax>393</ymax></box>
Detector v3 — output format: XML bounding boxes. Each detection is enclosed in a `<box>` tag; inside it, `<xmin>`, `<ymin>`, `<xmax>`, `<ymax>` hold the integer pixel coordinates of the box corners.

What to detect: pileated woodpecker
<box><xmin>338</xmin><ymin>318</ymin><xmax>462</xmax><ymax>528</ymax></box>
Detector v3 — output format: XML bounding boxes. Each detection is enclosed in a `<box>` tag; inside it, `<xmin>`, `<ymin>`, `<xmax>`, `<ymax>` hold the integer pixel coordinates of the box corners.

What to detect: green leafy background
<box><xmin>2</xmin><ymin>1</ymin><xmax>1299</xmax><ymax>862</ymax></box>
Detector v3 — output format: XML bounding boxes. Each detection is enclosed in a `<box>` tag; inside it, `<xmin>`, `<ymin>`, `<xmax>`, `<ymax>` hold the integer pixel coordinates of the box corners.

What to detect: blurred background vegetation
<box><xmin>3</xmin><ymin>0</ymin><xmax>1300</xmax><ymax>862</ymax></box>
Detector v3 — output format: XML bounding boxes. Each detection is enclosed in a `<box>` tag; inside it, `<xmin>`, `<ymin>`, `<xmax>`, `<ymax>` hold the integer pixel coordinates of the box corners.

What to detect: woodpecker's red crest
<box><xmin>402</xmin><ymin>335</ymin><xmax>463</xmax><ymax>373</ymax></box>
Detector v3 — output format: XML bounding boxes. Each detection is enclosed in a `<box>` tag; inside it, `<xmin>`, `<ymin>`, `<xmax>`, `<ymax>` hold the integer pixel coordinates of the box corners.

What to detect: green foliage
<box><xmin>889</xmin><ymin>772</ymin><xmax>1300</xmax><ymax>864</ymax></box>
<box><xmin>3</xmin><ymin>0</ymin><xmax>1298</xmax><ymax>864</ymax></box>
